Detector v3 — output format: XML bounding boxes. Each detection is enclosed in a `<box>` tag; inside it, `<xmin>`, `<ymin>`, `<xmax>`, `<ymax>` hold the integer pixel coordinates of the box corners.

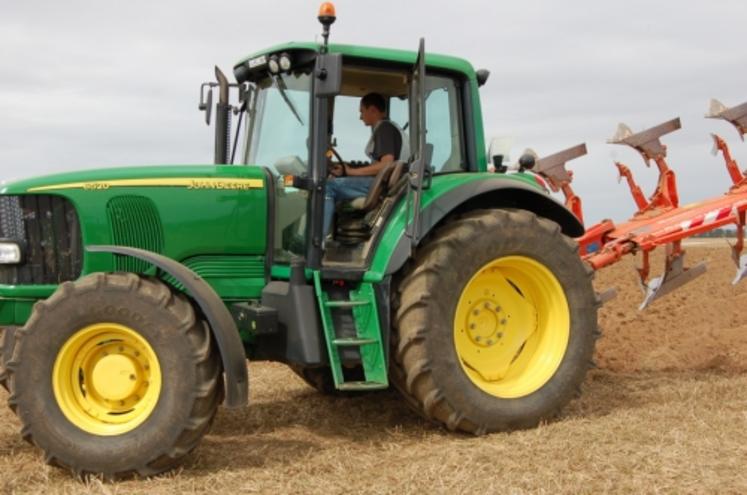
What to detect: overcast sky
<box><xmin>1</xmin><ymin>0</ymin><xmax>745</xmax><ymax>223</ymax></box>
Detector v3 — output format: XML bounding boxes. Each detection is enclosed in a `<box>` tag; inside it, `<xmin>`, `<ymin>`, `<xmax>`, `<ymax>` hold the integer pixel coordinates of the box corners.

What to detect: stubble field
<box><xmin>1</xmin><ymin>244</ymin><xmax>745</xmax><ymax>494</ymax></box>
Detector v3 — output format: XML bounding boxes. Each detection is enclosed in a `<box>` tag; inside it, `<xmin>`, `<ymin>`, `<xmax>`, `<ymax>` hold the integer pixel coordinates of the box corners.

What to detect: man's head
<box><xmin>359</xmin><ymin>92</ymin><xmax>386</xmax><ymax>127</ymax></box>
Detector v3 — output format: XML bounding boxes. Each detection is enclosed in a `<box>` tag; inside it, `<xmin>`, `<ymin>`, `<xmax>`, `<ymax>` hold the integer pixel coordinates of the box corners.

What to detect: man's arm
<box><xmin>345</xmin><ymin>154</ymin><xmax>394</xmax><ymax>176</ymax></box>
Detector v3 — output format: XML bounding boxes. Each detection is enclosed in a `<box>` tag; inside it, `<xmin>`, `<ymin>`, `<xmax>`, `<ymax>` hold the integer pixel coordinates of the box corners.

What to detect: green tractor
<box><xmin>0</xmin><ymin>4</ymin><xmax>598</xmax><ymax>477</ymax></box>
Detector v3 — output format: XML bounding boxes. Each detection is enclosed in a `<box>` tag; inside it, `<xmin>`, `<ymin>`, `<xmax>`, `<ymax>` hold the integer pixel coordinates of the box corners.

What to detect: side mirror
<box><xmin>314</xmin><ymin>53</ymin><xmax>342</xmax><ymax>97</ymax></box>
<box><xmin>198</xmin><ymin>83</ymin><xmax>214</xmax><ymax>125</ymax></box>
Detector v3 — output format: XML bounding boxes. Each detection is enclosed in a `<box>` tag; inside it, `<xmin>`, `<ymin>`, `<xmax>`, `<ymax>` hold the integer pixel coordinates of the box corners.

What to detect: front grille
<box><xmin>0</xmin><ymin>195</ymin><xmax>82</xmax><ymax>285</ymax></box>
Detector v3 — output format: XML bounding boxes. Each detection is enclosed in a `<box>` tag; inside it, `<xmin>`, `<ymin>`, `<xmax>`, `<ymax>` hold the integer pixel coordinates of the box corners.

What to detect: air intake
<box><xmin>106</xmin><ymin>196</ymin><xmax>164</xmax><ymax>272</ymax></box>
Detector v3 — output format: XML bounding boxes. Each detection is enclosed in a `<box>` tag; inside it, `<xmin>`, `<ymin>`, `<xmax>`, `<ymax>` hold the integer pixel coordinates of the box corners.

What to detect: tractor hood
<box><xmin>0</xmin><ymin>164</ymin><xmax>271</xmax><ymax>302</ymax></box>
<box><xmin>0</xmin><ymin>164</ymin><xmax>266</xmax><ymax>195</ymax></box>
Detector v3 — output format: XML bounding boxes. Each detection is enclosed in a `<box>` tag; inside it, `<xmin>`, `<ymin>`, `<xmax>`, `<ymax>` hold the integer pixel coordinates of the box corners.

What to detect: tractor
<box><xmin>0</xmin><ymin>3</ymin><xmax>604</xmax><ymax>477</ymax></box>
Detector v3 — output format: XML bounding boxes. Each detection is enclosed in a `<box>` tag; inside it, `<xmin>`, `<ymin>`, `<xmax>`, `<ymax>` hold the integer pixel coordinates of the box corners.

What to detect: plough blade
<box><xmin>534</xmin><ymin>143</ymin><xmax>587</xmax><ymax>183</ymax></box>
<box><xmin>733</xmin><ymin>254</ymin><xmax>747</xmax><ymax>285</ymax></box>
<box><xmin>706</xmin><ymin>98</ymin><xmax>747</xmax><ymax>139</ymax></box>
<box><xmin>608</xmin><ymin>118</ymin><xmax>681</xmax><ymax>164</ymax></box>
<box><xmin>638</xmin><ymin>257</ymin><xmax>707</xmax><ymax>310</ymax></box>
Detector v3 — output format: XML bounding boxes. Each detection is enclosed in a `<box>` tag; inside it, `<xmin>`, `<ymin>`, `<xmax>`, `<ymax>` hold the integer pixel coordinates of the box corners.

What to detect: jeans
<box><xmin>324</xmin><ymin>176</ymin><xmax>375</xmax><ymax>236</ymax></box>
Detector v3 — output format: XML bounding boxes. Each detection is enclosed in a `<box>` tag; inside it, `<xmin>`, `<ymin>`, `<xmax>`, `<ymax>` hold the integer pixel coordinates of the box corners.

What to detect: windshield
<box><xmin>242</xmin><ymin>71</ymin><xmax>312</xmax><ymax>263</ymax></box>
<box><xmin>244</xmin><ymin>72</ymin><xmax>311</xmax><ymax>175</ymax></box>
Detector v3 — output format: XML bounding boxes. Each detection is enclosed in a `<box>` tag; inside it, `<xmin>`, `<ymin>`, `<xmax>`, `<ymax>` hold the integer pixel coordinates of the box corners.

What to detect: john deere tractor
<box><xmin>0</xmin><ymin>4</ymin><xmax>597</xmax><ymax>477</ymax></box>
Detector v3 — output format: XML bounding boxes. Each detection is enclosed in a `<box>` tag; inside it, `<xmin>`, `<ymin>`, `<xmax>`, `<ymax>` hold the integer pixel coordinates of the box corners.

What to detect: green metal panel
<box><xmin>0</xmin><ymin>298</ymin><xmax>35</xmax><ymax>326</ymax></box>
<box><xmin>348</xmin><ymin>282</ymin><xmax>388</xmax><ymax>385</ymax></box>
<box><xmin>162</xmin><ymin>255</ymin><xmax>266</xmax><ymax>299</ymax></box>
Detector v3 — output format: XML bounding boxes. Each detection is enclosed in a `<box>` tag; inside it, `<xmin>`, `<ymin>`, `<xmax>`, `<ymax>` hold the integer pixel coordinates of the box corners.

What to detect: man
<box><xmin>323</xmin><ymin>92</ymin><xmax>408</xmax><ymax>237</ymax></box>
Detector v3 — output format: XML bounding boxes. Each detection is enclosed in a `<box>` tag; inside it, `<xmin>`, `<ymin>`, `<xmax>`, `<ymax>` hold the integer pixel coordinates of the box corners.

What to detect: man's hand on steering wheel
<box><xmin>327</xmin><ymin>146</ymin><xmax>347</xmax><ymax>177</ymax></box>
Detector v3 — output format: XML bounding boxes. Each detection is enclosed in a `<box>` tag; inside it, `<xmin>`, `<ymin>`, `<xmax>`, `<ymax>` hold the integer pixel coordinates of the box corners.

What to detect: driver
<box><xmin>323</xmin><ymin>92</ymin><xmax>408</xmax><ymax>238</ymax></box>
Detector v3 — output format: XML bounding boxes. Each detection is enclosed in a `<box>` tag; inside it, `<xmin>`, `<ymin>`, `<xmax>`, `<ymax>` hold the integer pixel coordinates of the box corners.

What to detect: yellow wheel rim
<box><xmin>453</xmin><ymin>256</ymin><xmax>570</xmax><ymax>399</ymax></box>
<box><xmin>53</xmin><ymin>323</ymin><xmax>162</xmax><ymax>436</ymax></box>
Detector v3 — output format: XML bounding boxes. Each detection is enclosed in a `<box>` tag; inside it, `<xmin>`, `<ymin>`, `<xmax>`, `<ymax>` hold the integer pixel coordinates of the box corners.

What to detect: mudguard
<box><xmin>385</xmin><ymin>177</ymin><xmax>584</xmax><ymax>275</ymax></box>
<box><xmin>87</xmin><ymin>245</ymin><xmax>249</xmax><ymax>408</ymax></box>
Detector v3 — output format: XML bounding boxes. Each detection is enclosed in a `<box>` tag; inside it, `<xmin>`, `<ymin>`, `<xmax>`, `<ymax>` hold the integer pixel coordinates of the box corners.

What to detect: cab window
<box><xmin>425</xmin><ymin>75</ymin><xmax>464</xmax><ymax>173</ymax></box>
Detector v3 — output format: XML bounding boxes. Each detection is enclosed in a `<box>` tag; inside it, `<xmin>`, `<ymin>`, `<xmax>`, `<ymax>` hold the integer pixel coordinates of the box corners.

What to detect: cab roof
<box><xmin>233</xmin><ymin>41</ymin><xmax>477</xmax><ymax>80</ymax></box>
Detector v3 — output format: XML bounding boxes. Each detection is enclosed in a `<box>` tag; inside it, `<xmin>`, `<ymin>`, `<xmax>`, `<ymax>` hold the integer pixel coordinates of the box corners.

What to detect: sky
<box><xmin>1</xmin><ymin>0</ymin><xmax>745</xmax><ymax>224</ymax></box>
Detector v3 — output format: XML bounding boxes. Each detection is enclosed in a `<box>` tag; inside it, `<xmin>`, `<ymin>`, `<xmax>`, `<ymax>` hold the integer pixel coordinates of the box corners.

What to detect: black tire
<box><xmin>5</xmin><ymin>273</ymin><xmax>222</xmax><ymax>478</ymax></box>
<box><xmin>392</xmin><ymin>209</ymin><xmax>599</xmax><ymax>434</ymax></box>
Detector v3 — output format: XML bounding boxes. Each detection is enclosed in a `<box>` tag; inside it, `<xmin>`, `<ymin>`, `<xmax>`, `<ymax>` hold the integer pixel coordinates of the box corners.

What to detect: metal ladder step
<box><xmin>312</xmin><ymin>271</ymin><xmax>388</xmax><ymax>391</ymax></box>
<box><xmin>337</xmin><ymin>381</ymin><xmax>389</xmax><ymax>391</ymax></box>
<box><xmin>324</xmin><ymin>300</ymin><xmax>371</xmax><ymax>308</ymax></box>
<box><xmin>333</xmin><ymin>338</ymin><xmax>377</xmax><ymax>346</ymax></box>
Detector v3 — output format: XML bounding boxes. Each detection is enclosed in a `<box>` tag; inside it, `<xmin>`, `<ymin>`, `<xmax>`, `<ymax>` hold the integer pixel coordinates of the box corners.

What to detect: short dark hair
<box><xmin>360</xmin><ymin>92</ymin><xmax>386</xmax><ymax>113</ymax></box>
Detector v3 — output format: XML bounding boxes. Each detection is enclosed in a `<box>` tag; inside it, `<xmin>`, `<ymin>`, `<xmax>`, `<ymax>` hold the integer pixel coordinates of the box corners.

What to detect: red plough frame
<box><xmin>533</xmin><ymin>99</ymin><xmax>747</xmax><ymax>309</ymax></box>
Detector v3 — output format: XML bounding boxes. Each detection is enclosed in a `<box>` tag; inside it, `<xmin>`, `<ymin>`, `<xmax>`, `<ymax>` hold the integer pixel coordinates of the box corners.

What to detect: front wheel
<box><xmin>392</xmin><ymin>209</ymin><xmax>599</xmax><ymax>434</ymax></box>
<box><xmin>6</xmin><ymin>273</ymin><xmax>222</xmax><ymax>478</ymax></box>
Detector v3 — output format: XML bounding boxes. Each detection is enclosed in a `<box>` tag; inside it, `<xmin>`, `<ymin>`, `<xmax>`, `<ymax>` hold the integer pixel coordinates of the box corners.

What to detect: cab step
<box><xmin>337</xmin><ymin>381</ymin><xmax>388</xmax><ymax>391</ymax></box>
<box><xmin>313</xmin><ymin>271</ymin><xmax>388</xmax><ymax>391</ymax></box>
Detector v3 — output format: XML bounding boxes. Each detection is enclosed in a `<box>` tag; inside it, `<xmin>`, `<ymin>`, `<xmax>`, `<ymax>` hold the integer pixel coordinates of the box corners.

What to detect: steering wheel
<box><xmin>327</xmin><ymin>145</ymin><xmax>346</xmax><ymax>177</ymax></box>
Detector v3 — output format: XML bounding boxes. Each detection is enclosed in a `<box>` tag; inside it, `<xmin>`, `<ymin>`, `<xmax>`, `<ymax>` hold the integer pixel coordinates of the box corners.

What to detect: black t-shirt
<box><xmin>372</xmin><ymin>120</ymin><xmax>402</xmax><ymax>161</ymax></box>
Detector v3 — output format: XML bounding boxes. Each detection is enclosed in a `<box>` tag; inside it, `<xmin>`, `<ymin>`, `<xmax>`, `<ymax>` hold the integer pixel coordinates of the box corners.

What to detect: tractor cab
<box><xmin>200</xmin><ymin>4</ymin><xmax>484</xmax><ymax>272</ymax></box>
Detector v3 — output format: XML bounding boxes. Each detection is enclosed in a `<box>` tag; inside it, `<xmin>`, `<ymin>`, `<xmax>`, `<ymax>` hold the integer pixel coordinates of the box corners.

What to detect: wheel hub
<box><xmin>465</xmin><ymin>300</ymin><xmax>505</xmax><ymax>347</ymax></box>
<box><xmin>91</xmin><ymin>354</ymin><xmax>139</xmax><ymax>401</ymax></box>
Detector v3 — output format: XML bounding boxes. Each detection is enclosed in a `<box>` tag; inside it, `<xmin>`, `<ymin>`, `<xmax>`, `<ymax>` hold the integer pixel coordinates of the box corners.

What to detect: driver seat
<box><xmin>335</xmin><ymin>160</ymin><xmax>407</xmax><ymax>243</ymax></box>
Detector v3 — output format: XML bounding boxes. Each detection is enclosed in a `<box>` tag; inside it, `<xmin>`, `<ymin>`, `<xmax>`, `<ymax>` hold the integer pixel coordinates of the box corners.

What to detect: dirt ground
<box><xmin>1</xmin><ymin>244</ymin><xmax>746</xmax><ymax>494</ymax></box>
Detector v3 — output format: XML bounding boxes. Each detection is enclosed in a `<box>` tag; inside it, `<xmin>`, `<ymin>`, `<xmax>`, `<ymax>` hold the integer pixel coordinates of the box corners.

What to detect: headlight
<box><xmin>0</xmin><ymin>242</ymin><xmax>21</xmax><ymax>264</ymax></box>
<box><xmin>279</xmin><ymin>53</ymin><xmax>292</xmax><ymax>72</ymax></box>
<box><xmin>268</xmin><ymin>55</ymin><xmax>280</xmax><ymax>74</ymax></box>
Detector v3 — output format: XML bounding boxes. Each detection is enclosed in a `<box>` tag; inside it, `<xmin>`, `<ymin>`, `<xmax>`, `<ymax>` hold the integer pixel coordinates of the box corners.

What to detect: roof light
<box><xmin>318</xmin><ymin>2</ymin><xmax>336</xmax><ymax>21</ymax></box>
<box><xmin>268</xmin><ymin>55</ymin><xmax>280</xmax><ymax>74</ymax></box>
<box><xmin>0</xmin><ymin>242</ymin><xmax>22</xmax><ymax>264</ymax></box>
<box><xmin>279</xmin><ymin>52</ymin><xmax>292</xmax><ymax>72</ymax></box>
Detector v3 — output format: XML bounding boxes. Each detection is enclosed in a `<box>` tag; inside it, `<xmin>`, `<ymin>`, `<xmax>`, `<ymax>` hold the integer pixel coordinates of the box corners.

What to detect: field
<box><xmin>1</xmin><ymin>244</ymin><xmax>746</xmax><ymax>494</ymax></box>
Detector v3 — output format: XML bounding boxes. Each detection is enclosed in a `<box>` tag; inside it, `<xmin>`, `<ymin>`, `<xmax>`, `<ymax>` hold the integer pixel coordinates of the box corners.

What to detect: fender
<box><xmin>87</xmin><ymin>245</ymin><xmax>248</xmax><ymax>408</ymax></box>
<box><xmin>385</xmin><ymin>177</ymin><xmax>585</xmax><ymax>275</ymax></box>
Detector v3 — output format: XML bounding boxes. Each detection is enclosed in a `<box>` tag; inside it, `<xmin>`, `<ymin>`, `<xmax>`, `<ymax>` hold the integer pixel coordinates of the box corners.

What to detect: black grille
<box><xmin>0</xmin><ymin>195</ymin><xmax>82</xmax><ymax>285</ymax></box>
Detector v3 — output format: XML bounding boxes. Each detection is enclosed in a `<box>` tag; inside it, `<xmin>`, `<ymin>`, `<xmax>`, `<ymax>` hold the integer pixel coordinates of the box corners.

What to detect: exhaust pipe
<box><xmin>214</xmin><ymin>66</ymin><xmax>231</xmax><ymax>164</ymax></box>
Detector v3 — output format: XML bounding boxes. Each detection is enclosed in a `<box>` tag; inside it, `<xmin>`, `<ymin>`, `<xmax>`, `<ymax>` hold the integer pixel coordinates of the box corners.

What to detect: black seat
<box><xmin>347</xmin><ymin>160</ymin><xmax>406</xmax><ymax>211</ymax></box>
<box><xmin>335</xmin><ymin>160</ymin><xmax>407</xmax><ymax>244</ymax></box>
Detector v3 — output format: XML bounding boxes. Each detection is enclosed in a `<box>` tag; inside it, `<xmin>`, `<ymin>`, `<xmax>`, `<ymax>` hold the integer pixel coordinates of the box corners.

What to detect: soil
<box><xmin>594</xmin><ymin>244</ymin><xmax>747</xmax><ymax>373</ymax></box>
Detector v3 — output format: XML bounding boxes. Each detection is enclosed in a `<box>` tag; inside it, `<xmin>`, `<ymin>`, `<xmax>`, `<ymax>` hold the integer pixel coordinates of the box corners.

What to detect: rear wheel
<box><xmin>392</xmin><ymin>209</ymin><xmax>598</xmax><ymax>433</ymax></box>
<box><xmin>6</xmin><ymin>273</ymin><xmax>222</xmax><ymax>478</ymax></box>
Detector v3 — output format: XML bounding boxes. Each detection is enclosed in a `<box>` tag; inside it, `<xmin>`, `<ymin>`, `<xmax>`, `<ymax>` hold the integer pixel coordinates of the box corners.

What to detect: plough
<box><xmin>532</xmin><ymin>99</ymin><xmax>747</xmax><ymax>309</ymax></box>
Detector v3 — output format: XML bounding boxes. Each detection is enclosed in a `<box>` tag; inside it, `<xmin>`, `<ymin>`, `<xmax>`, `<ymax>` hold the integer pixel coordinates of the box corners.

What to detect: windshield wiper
<box><xmin>273</xmin><ymin>75</ymin><xmax>304</xmax><ymax>126</ymax></box>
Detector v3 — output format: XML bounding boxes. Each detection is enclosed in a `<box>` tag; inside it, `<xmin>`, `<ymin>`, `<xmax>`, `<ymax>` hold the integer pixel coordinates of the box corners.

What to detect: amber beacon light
<box><xmin>318</xmin><ymin>2</ymin><xmax>336</xmax><ymax>24</ymax></box>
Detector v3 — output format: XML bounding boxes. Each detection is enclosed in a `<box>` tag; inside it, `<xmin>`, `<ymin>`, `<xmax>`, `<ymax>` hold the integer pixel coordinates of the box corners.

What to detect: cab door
<box><xmin>404</xmin><ymin>38</ymin><xmax>428</xmax><ymax>248</ymax></box>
